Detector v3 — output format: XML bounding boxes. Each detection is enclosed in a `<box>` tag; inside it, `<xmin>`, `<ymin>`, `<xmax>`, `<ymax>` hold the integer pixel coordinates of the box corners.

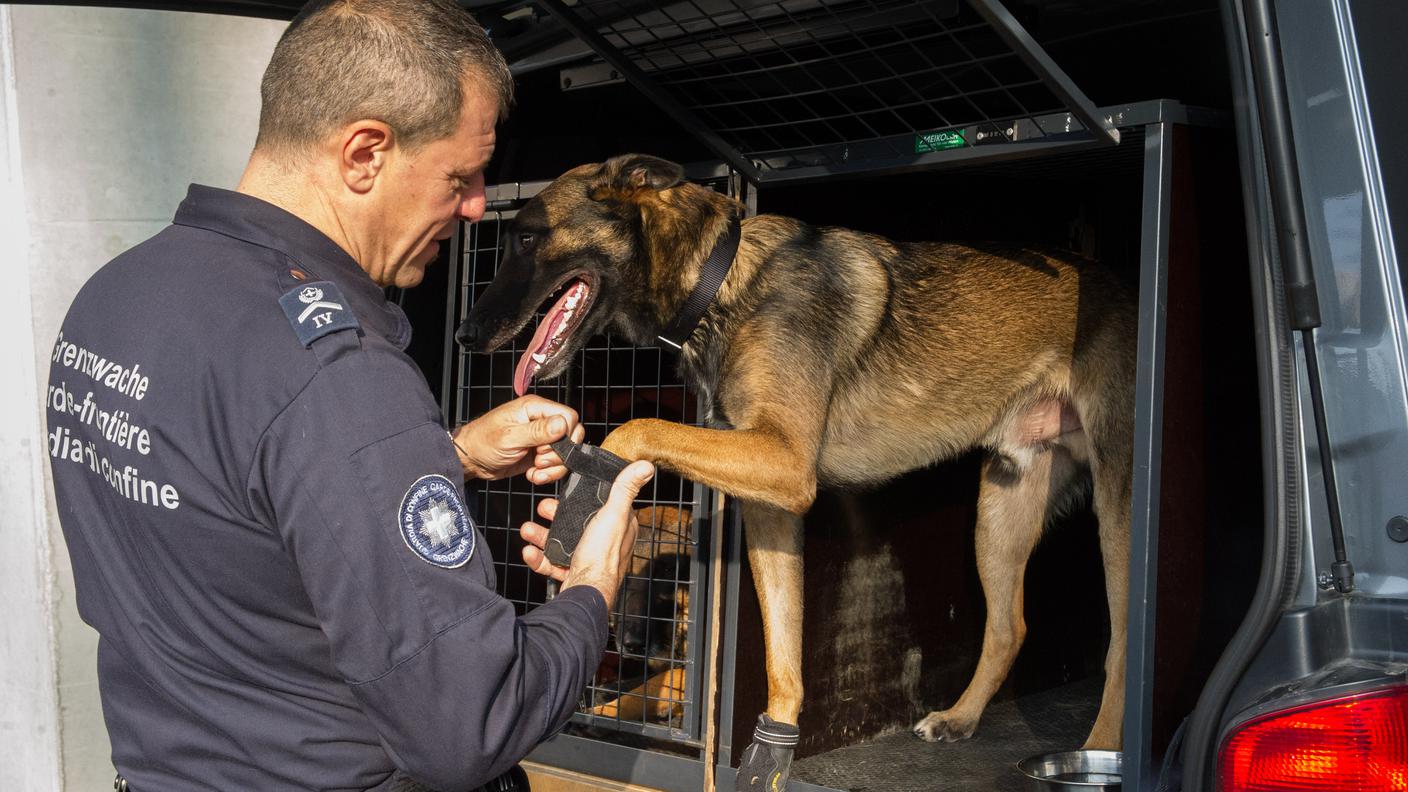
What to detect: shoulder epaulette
<box><xmin>279</xmin><ymin>281</ymin><xmax>360</xmax><ymax>347</ymax></box>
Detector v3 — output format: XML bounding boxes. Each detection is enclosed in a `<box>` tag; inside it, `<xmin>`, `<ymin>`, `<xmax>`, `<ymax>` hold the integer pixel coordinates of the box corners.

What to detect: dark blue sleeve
<box><xmin>252</xmin><ymin>343</ymin><xmax>607</xmax><ymax>791</ymax></box>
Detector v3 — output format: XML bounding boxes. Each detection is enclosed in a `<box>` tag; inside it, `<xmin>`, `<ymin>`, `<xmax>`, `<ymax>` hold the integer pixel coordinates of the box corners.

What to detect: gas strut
<box><xmin>1246</xmin><ymin>0</ymin><xmax>1353</xmax><ymax>593</ymax></box>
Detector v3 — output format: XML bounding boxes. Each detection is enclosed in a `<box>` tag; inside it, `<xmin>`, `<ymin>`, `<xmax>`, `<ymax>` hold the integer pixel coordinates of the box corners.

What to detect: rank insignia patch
<box><xmin>398</xmin><ymin>474</ymin><xmax>476</xmax><ymax>568</ymax></box>
<box><xmin>280</xmin><ymin>280</ymin><xmax>359</xmax><ymax>347</ymax></box>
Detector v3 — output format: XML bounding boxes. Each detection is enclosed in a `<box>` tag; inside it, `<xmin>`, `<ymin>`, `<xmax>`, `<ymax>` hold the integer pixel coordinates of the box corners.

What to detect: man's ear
<box><xmin>339</xmin><ymin>120</ymin><xmax>394</xmax><ymax>194</ymax></box>
<box><xmin>591</xmin><ymin>154</ymin><xmax>685</xmax><ymax>201</ymax></box>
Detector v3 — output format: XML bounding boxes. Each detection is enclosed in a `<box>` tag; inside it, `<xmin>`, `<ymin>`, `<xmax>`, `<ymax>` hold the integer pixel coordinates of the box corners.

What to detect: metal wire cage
<box><xmin>539</xmin><ymin>0</ymin><xmax>1119</xmax><ymax>183</ymax></box>
<box><xmin>444</xmin><ymin>178</ymin><xmax>729</xmax><ymax>742</ymax></box>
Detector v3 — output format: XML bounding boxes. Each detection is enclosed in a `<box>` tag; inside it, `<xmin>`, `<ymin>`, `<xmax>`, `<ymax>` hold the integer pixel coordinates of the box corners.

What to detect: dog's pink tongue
<box><xmin>512</xmin><ymin>282</ymin><xmax>584</xmax><ymax>396</ymax></box>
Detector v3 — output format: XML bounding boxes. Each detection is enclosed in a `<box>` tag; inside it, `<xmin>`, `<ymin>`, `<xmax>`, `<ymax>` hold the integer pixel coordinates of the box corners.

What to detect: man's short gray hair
<box><xmin>256</xmin><ymin>0</ymin><xmax>513</xmax><ymax>156</ymax></box>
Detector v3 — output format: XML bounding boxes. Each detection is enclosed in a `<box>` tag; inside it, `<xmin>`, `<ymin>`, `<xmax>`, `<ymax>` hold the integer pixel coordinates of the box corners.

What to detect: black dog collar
<box><xmin>657</xmin><ymin>213</ymin><xmax>742</xmax><ymax>350</ymax></box>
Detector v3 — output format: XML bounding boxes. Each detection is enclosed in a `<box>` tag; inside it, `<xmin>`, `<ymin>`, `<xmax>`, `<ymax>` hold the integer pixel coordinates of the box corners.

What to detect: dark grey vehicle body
<box><xmin>1181</xmin><ymin>1</ymin><xmax>1408</xmax><ymax>789</ymax></box>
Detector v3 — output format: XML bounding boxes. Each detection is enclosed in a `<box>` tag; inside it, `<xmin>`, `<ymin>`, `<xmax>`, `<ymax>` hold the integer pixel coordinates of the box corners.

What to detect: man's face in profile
<box><xmin>369</xmin><ymin>81</ymin><xmax>496</xmax><ymax>289</ymax></box>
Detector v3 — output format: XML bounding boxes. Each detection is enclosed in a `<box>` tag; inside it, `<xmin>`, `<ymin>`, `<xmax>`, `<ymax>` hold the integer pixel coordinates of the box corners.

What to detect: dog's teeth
<box><xmin>531</xmin><ymin>353</ymin><xmax>546</xmax><ymax>363</ymax></box>
<box><xmin>550</xmin><ymin>310</ymin><xmax>574</xmax><ymax>341</ymax></box>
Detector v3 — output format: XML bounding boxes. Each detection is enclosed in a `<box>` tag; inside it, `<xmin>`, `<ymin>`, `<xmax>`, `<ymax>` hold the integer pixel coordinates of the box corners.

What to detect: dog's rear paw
<box><xmin>912</xmin><ymin>710</ymin><xmax>978</xmax><ymax>743</ymax></box>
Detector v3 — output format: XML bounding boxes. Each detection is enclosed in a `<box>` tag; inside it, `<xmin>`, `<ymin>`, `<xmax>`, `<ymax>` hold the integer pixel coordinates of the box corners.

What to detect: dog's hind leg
<box><xmin>1081</xmin><ymin>417</ymin><xmax>1132</xmax><ymax>750</ymax></box>
<box><xmin>735</xmin><ymin>500</ymin><xmax>804</xmax><ymax>791</ymax></box>
<box><xmin>914</xmin><ymin>448</ymin><xmax>1080</xmax><ymax>742</ymax></box>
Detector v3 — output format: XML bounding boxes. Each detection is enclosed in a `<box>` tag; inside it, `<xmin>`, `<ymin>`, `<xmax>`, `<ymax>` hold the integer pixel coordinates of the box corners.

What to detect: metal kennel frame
<box><xmin>537</xmin><ymin>0</ymin><xmax>1122</xmax><ymax>184</ymax></box>
<box><xmin>439</xmin><ymin>101</ymin><xmax>1210</xmax><ymax>791</ymax></box>
<box><xmin>438</xmin><ymin>1</ymin><xmax>1226</xmax><ymax>788</ymax></box>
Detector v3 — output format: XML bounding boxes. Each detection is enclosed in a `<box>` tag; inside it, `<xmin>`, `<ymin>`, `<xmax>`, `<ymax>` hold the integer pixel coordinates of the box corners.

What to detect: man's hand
<box><xmin>518</xmin><ymin>460</ymin><xmax>655</xmax><ymax>610</ymax></box>
<box><xmin>451</xmin><ymin>395</ymin><xmax>586</xmax><ymax>483</ymax></box>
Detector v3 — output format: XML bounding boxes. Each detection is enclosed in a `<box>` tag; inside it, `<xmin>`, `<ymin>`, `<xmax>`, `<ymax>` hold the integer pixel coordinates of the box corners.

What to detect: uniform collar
<box><xmin>173</xmin><ymin>184</ymin><xmax>412</xmax><ymax>350</ymax></box>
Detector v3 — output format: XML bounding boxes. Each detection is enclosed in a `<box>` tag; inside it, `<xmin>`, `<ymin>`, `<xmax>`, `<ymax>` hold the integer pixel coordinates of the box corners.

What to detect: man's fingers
<box><xmin>525</xmin><ymin>445</ymin><xmax>568</xmax><ymax>486</ymax></box>
<box><xmin>520</xmin><ymin>521</ymin><xmax>567</xmax><ymax>581</ymax></box>
<box><xmin>571</xmin><ymin>424</ymin><xmax>586</xmax><ymax>443</ymax></box>
<box><xmin>528</xmin><ymin>465</ymin><xmax>568</xmax><ymax>485</ymax></box>
<box><xmin>521</xmin><ymin>544</ymin><xmax>567</xmax><ymax>582</ymax></box>
<box><xmin>533</xmin><ymin>446</ymin><xmax>564</xmax><ymax>469</ymax></box>
<box><xmin>537</xmin><ymin>498</ymin><xmax>559</xmax><ymax>522</ymax></box>
<box><xmin>520</xmin><ymin>519</ymin><xmax>550</xmax><ymax>548</ymax></box>
<box><xmin>603</xmin><ymin>461</ymin><xmax>656</xmax><ymax>514</ymax></box>
<box><xmin>501</xmin><ymin>415</ymin><xmax>568</xmax><ymax>452</ymax></box>
<box><xmin>517</xmin><ymin>397</ymin><xmax>580</xmax><ymax>431</ymax></box>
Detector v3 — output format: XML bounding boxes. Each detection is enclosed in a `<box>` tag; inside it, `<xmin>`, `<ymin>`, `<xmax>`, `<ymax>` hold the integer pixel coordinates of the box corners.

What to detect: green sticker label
<box><xmin>914</xmin><ymin>130</ymin><xmax>967</xmax><ymax>153</ymax></box>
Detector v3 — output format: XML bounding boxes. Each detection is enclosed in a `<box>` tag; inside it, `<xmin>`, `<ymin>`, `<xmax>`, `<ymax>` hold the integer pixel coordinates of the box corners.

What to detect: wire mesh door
<box><xmin>446</xmin><ymin>179</ymin><xmax>727</xmax><ymax>743</ymax></box>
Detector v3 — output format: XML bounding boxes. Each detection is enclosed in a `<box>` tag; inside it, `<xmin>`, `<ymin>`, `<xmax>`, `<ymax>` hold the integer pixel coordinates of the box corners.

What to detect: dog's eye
<box><xmin>516</xmin><ymin>232</ymin><xmax>537</xmax><ymax>250</ymax></box>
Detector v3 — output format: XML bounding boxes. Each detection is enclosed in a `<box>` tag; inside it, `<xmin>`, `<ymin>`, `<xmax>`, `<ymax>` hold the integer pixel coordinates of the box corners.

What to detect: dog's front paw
<box><xmin>736</xmin><ymin>714</ymin><xmax>799</xmax><ymax>791</ymax></box>
<box><xmin>913</xmin><ymin>709</ymin><xmax>979</xmax><ymax>743</ymax></box>
<box><xmin>601</xmin><ymin>420</ymin><xmax>646</xmax><ymax>461</ymax></box>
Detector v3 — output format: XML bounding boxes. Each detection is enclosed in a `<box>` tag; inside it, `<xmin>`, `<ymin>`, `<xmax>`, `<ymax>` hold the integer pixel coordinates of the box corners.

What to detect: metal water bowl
<box><xmin>1017</xmin><ymin>750</ymin><xmax>1123</xmax><ymax>791</ymax></box>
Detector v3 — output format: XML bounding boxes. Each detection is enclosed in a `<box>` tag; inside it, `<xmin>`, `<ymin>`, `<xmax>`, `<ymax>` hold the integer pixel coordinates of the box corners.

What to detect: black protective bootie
<box><xmin>544</xmin><ymin>438</ymin><xmax>630</xmax><ymax>567</ymax></box>
<box><xmin>735</xmin><ymin>713</ymin><xmax>800</xmax><ymax>791</ymax></box>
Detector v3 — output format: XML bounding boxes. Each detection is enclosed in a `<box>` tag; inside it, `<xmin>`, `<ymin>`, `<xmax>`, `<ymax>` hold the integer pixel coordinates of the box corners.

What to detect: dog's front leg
<box><xmin>601</xmin><ymin>413</ymin><xmax>817</xmax><ymax>713</ymax></box>
<box><xmin>735</xmin><ymin>500</ymin><xmax>803</xmax><ymax>792</ymax></box>
<box><xmin>601</xmin><ymin>418</ymin><xmax>817</xmax><ymax>514</ymax></box>
<box><xmin>601</xmin><ymin>412</ymin><xmax>815</xmax><ymax>791</ymax></box>
<box><xmin>739</xmin><ymin>500</ymin><xmax>805</xmax><ymax>723</ymax></box>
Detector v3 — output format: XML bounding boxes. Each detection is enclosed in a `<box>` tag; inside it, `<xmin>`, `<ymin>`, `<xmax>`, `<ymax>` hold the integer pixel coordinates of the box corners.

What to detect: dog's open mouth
<box><xmin>514</xmin><ymin>277</ymin><xmax>593</xmax><ymax>396</ymax></box>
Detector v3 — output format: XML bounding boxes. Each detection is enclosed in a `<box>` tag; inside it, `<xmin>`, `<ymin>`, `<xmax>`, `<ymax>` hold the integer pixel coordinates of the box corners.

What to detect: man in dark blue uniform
<box><xmin>44</xmin><ymin>1</ymin><xmax>653</xmax><ymax>789</ymax></box>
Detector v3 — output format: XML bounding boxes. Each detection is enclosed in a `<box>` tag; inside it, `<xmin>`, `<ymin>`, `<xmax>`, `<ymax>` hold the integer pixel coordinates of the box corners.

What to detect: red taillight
<box><xmin>1218</xmin><ymin>684</ymin><xmax>1408</xmax><ymax>791</ymax></box>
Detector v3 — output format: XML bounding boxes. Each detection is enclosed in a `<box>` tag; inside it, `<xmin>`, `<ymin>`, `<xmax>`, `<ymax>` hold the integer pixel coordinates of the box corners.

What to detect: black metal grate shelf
<box><xmin>537</xmin><ymin>0</ymin><xmax>1118</xmax><ymax>181</ymax></box>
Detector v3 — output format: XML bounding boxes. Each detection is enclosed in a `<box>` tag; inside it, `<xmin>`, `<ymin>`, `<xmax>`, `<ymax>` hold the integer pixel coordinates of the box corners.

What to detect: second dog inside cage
<box><xmin>448</xmin><ymin>198</ymin><xmax>719</xmax><ymax>743</ymax></box>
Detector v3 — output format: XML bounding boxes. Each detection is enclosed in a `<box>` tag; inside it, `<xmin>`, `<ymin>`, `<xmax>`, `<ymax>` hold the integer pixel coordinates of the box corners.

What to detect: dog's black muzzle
<box><xmin>454</xmin><ymin>317</ymin><xmax>486</xmax><ymax>349</ymax></box>
<box><xmin>456</xmin><ymin>248</ymin><xmax>542</xmax><ymax>352</ymax></box>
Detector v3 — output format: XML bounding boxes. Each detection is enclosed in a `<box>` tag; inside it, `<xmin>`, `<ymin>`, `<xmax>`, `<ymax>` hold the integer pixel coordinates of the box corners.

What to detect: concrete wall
<box><xmin>0</xmin><ymin>7</ymin><xmax>284</xmax><ymax>787</ymax></box>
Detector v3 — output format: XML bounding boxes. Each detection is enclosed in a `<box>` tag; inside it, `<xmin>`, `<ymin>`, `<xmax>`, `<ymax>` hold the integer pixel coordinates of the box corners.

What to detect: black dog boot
<box><xmin>735</xmin><ymin>713</ymin><xmax>800</xmax><ymax>791</ymax></box>
<box><xmin>545</xmin><ymin>439</ymin><xmax>630</xmax><ymax>567</ymax></box>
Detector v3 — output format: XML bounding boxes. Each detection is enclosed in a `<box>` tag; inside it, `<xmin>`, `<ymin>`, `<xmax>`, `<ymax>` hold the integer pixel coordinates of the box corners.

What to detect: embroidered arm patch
<box><xmin>280</xmin><ymin>281</ymin><xmax>360</xmax><ymax>347</ymax></box>
<box><xmin>399</xmin><ymin>474</ymin><xmax>476</xmax><ymax>568</ymax></box>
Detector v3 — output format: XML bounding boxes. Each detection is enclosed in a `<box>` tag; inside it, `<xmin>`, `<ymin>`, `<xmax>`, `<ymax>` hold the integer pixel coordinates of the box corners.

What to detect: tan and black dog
<box><xmin>458</xmin><ymin>154</ymin><xmax>1135</xmax><ymax>782</ymax></box>
<box><xmin>589</xmin><ymin>505</ymin><xmax>693</xmax><ymax>726</ymax></box>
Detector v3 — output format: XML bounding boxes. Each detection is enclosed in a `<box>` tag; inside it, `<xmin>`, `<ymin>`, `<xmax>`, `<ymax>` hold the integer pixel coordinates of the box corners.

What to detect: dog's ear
<box><xmin>592</xmin><ymin>154</ymin><xmax>685</xmax><ymax>201</ymax></box>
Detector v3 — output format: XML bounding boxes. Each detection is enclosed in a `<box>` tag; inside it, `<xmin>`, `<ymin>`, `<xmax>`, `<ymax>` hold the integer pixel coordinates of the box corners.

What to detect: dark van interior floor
<box><xmin>792</xmin><ymin>678</ymin><xmax>1103</xmax><ymax>792</ymax></box>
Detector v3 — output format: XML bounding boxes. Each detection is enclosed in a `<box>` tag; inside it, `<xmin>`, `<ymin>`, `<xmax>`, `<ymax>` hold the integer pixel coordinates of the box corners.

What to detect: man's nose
<box><xmin>459</xmin><ymin>173</ymin><xmax>486</xmax><ymax>224</ymax></box>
